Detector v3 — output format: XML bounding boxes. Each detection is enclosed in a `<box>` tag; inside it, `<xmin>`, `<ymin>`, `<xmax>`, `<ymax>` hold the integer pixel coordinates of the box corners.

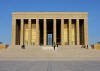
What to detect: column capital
<box><xmin>61</xmin><ymin>18</ymin><xmax>64</xmax><ymax>20</ymax></box>
<box><xmin>36</xmin><ymin>19</ymin><xmax>39</xmax><ymax>22</ymax></box>
<box><xmin>21</xmin><ymin>19</ymin><xmax>24</xmax><ymax>23</ymax></box>
<box><xmin>28</xmin><ymin>19</ymin><xmax>31</xmax><ymax>22</ymax></box>
<box><xmin>76</xmin><ymin>19</ymin><xmax>79</xmax><ymax>21</ymax></box>
<box><xmin>43</xmin><ymin>18</ymin><xmax>47</xmax><ymax>20</ymax></box>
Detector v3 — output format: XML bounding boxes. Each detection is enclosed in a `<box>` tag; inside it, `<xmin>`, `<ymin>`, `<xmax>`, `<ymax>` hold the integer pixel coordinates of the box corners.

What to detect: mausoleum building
<box><xmin>12</xmin><ymin>12</ymin><xmax>88</xmax><ymax>46</ymax></box>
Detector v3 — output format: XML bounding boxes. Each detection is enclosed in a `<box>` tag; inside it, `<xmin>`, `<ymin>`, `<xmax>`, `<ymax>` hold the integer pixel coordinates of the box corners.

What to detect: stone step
<box><xmin>0</xmin><ymin>45</ymin><xmax>99</xmax><ymax>57</ymax></box>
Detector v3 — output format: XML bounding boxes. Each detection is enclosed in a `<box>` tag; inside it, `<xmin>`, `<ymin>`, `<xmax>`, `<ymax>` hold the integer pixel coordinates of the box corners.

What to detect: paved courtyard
<box><xmin>0</xmin><ymin>46</ymin><xmax>100</xmax><ymax>71</ymax></box>
<box><xmin>0</xmin><ymin>61</ymin><xmax>100</xmax><ymax>71</ymax></box>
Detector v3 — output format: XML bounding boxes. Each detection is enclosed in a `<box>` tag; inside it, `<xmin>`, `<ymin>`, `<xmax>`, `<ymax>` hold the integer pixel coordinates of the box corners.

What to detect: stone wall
<box><xmin>94</xmin><ymin>43</ymin><xmax>100</xmax><ymax>50</ymax></box>
<box><xmin>0</xmin><ymin>44</ymin><xmax>8</xmax><ymax>49</ymax></box>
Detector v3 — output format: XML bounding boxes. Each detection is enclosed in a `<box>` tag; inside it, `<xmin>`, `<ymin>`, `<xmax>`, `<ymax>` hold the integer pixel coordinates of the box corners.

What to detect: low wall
<box><xmin>0</xmin><ymin>44</ymin><xmax>8</xmax><ymax>49</ymax></box>
<box><xmin>94</xmin><ymin>43</ymin><xmax>100</xmax><ymax>50</ymax></box>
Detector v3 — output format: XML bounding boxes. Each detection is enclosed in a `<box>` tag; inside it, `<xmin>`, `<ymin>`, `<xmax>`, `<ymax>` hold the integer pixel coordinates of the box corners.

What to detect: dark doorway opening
<box><xmin>56</xmin><ymin>19</ymin><xmax>61</xmax><ymax>45</ymax></box>
<box><xmin>47</xmin><ymin>19</ymin><xmax>53</xmax><ymax>45</ymax></box>
<box><xmin>79</xmin><ymin>19</ymin><xmax>84</xmax><ymax>45</ymax></box>
<box><xmin>72</xmin><ymin>19</ymin><xmax>77</xmax><ymax>45</ymax></box>
<box><xmin>16</xmin><ymin>19</ymin><xmax>21</xmax><ymax>45</ymax></box>
<box><xmin>39</xmin><ymin>19</ymin><xmax>44</xmax><ymax>45</ymax></box>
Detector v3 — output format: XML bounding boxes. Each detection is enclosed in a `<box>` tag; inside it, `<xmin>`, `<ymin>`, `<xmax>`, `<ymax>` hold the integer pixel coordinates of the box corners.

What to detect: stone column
<box><xmin>68</xmin><ymin>19</ymin><xmax>72</xmax><ymax>45</ymax></box>
<box><xmin>84</xmin><ymin>18</ymin><xmax>88</xmax><ymax>45</ymax></box>
<box><xmin>44</xmin><ymin>19</ymin><xmax>47</xmax><ymax>45</ymax></box>
<box><xmin>28</xmin><ymin>19</ymin><xmax>31</xmax><ymax>45</ymax></box>
<box><xmin>20</xmin><ymin>19</ymin><xmax>24</xmax><ymax>45</ymax></box>
<box><xmin>61</xmin><ymin>19</ymin><xmax>64</xmax><ymax>45</ymax></box>
<box><xmin>53</xmin><ymin>19</ymin><xmax>56</xmax><ymax>44</ymax></box>
<box><xmin>76</xmin><ymin>19</ymin><xmax>80</xmax><ymax>45</ymax></box>
<box><xmin>36</xmin><ymin>19</ymin><xmax>39</xmax><ymax>45</ymax></box>
<box><xmin>12</xmin><ymin>18</ymin><xmax>16</xmax><ymax>45</ymax></box>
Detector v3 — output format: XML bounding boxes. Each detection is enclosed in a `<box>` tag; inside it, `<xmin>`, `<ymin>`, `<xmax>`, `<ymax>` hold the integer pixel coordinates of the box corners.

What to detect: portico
<box><xmin>12</xmin><ymin>12</ymin><xmax>88</xmax><ymax>46</ymax></box>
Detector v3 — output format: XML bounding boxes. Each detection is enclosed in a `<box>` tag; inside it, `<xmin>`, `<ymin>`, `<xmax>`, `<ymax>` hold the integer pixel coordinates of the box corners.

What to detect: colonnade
<box><xmin>12</xmin><ymin>18</ymin><xmax>88</xmax><ymax>46</ymax></box>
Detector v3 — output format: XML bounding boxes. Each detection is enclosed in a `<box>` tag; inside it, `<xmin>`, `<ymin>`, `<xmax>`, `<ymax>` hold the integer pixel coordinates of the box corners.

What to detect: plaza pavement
<box><xmin>0</xmin><ymin>61</ymin><xmax>100</xmax><ymax>71</ymax></box>
<box><xmin>0</xmin><ymin>45</ymin><xmax>100</xmax><ymax>71</ymax></box>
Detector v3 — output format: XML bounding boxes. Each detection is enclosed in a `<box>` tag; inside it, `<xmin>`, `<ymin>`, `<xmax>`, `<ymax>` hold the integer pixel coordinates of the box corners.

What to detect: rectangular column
<box><xmin>53</xmin><ymin>19</ymin><xmax>56</xmax><ymax>44</ymax></box>
<box><xmin>12</xmin><ymin>18</ymin><xmax>16</xmax><ymax>45</ymax></box>
<box><xmin>76</xmin><ymin>19</ymin><xmax>80</xmax><ymax>45</ymax></box>
<box><xmin>68</xmin><ymin>19</ymin><xmax>72</xmax><ymax>45</ymax></box>
<box><xmin>84</xmin><ymin>18</ymin><xmax>88</xmax><ymax>45</ymax></box>
<box><xmin>28</xmin><ymin>19</ymin><xmax>31</xmax><ymax>45</ymax></box>
<box><xmin>36</xmin><ymin>19</ymin><xmax>39</xmax><ymax>45</ymax></box>
<box><xmin>44</xmin><ymin>19</ymin><xmax>47</xmax><ymax>45</ymax></box>
<box><xmin>20</xmin><ymin>19</ymin><xmax>24</xmax><ymax>45</ymax></box>
<box><xmin>61</xmin><ymin>19</ymin><xmax>64</xmax><ymax>45</ymax></box>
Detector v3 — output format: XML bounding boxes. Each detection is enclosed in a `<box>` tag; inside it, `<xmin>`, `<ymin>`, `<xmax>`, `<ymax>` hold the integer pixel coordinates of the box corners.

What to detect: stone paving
<box><xmin>0</xmin><ymin>61</ymin><xmax>100</xmax><ymax>71</ymax></box>
<box><xmin>0</xmin><ymin>45</ymin><xmax>100</xmax><ymax>71</ymax></box>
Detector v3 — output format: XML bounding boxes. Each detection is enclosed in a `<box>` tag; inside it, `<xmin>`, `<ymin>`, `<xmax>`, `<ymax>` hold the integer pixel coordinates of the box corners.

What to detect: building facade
<box><xmin>12</xmin><ymin>12</ymin><xmax>88</xmax><ymax>46</ymax></box>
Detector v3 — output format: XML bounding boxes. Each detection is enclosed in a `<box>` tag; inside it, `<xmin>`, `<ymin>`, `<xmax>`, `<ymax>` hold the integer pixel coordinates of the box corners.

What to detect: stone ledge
<box><xmin>0</xmin><ymin>44</ymin><xmax>8</xmax><ymax>49</ymax></box>
<box><xmin>12</xmin><ymin>12</ymin><xmax>88</xmax><ymax>15</ymax></box>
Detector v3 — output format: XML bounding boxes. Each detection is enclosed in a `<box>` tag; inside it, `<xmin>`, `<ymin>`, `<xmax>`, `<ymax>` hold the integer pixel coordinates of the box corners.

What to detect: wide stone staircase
<box><xmin>0</xmin><ymin>45</ymin><xmax>100</xmax><ymax>58</ymax></box>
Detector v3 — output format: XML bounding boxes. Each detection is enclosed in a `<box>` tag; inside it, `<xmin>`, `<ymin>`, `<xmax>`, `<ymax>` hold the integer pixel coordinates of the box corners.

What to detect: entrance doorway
<box><xmin>48</xmin><ymin>34</ymin><xmax>53</xmax><ymax>45</ymax></box>
<box><xmin>56</xmin><ymin>19</ymin><xmax>61</xmax><ymax>44</ymax></box>
<box><xmin>39</xmin><ymin>19</ymin><xmax>44</xmax><ymax>45</ymax></box>
<box><xmin>16</xmin><ymin>19</ymin><xmax>21</xmax><ymax>45</ymax></box>
<box><xmin>47</xmin><ymin>19</ymin><xmax>53</xmax><ymax>45</ymax></box>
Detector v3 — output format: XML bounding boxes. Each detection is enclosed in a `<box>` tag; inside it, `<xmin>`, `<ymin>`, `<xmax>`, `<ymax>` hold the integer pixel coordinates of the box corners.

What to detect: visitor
<box><xmin>53</xmin><ymin>42</ymin><xmax>55</xmax><ymax>46</ymax></box>
<box><xmin>81</xmin><ymin>45</ymin><xmax>83</xmax><ymax>48</ymax></box>
<box><xmin>84</xmin><ymin>45</ymin><xmax>86</xmax><ymax>48</ymax></box>
<box><xmin>21</xmin><ymin>45</ymin><xmax>25</xmax><ymax>49</ymax></box>
<box><xmin>87</xmin><ymin>45</ymin><xmax>88</xmax><ymax>49</ymax></box>
<box><xmin>54</xmin><ymin>45</ymin><xmax>56</xmax><ymax>51</ymax></box>
<box><xmin>53</xmin><ymin>42</ymin><xmax>56</xmax><ymax>50</ymax></box>
<box><xmin>57</xmin><ymin>43</ymin><xmax>58</xmax><ymax>47</ymax></box>
<box><xmin>81</xmin><ymin>45</ymin><xmax>85</xmax><ymax>48</ymax></box>
<box><xmin>92</xmin><ymin>45</ymin><xmax>94</xmax><ymax>49</ymax></box>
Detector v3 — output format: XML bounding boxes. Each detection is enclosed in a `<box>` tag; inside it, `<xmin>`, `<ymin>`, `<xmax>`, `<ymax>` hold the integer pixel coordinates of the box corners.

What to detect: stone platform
<box><xmin>0</xmin><ymin>45</ymin><xmax>100</xmax><ymax>61</ymax></box>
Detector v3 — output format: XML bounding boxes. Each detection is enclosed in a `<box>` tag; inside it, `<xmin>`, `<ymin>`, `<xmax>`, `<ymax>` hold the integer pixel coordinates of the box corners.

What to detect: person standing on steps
<box><xmin>53</xmin><ymin>42</ymin><xmax>56</xmax><ymax>51</ymax></box>
<box><xmin>87</xmin><ymin>45</ymin><xmax>88</xmax><ymax>49</ymax></box>
<box><xmin>21</xmin><ymin>45</ymin><xmax>25</xmax><ymax>49</ymax></box>
<box><xmin>54</xmin><ymin>45</ymin><xmax>56</xmax><ymax>51</ymax></box>
<box><xmin>57</xmin><ymin>43</ymin><xmax>58</xmax><ymax>47</ymax></box>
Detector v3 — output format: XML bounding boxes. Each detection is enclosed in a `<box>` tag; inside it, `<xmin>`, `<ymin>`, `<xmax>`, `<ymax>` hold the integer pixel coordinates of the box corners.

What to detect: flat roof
<box><xmin>12</xmin><ymin>12</ymin><xmax>88</xmax><ymax>15</ymax></box>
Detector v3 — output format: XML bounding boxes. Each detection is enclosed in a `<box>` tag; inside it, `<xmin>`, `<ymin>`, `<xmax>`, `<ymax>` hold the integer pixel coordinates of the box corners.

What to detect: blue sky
<box><xmin>0</xmin><ymin>0</ymin><xmax>100</xmax><ymax>45</ymax></box>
